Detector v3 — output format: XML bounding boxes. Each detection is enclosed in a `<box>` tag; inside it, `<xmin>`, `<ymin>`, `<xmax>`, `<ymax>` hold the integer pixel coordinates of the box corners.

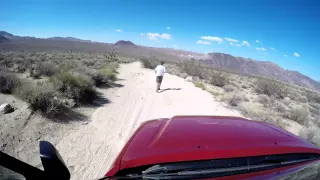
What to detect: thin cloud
<box><xmin>235</xmin><ymin>44</ymin><xmax>241</xmax><ymax>47</ymax></box>
<box><xmin>161</xmin><ymin>33</ymin><xmax>172</xmax><ymax>40</ymax></box>
<box><xmin>225</xmin><ymin>37</ymin><xmax>239</xmax><ymax>43</ymax></box>
<box><xmin>284</xmin><ymin>54</ymin><xmax>288</xmax><ymax>57</ymax></box>
<box><xmin>201</xmin><ymin>36</ymin><xmax>223</xmax><ymax>44</ymax></box>
<box><xmin>115</xmin><ymin>29</ymin><xmax>122</xmax><ymax>32</ymax></box>
<box><xmin>229</xmin><ymin>42</ymin><xmax>235</xmax><ymax>46</ymax></box>
<box><xmin>196</xmin><ymin>40</ymin><xmax>211</xmax><ymax>45</ymax></box>
<box><xmin>166</xmin><ymin>27</ymin><xmax>171</xmax><ymax>30</ymax></box>
<box><xmin>264</xmin><ymin>52</ymin><xmax>268</xmax><ymax>55</ymax></box>
<box><xmin>256</xmin><ymin>40</ymin><xmax>260</xmax><ymax>43</ymax></box>
<box><xmin>256</xmin><ymin>47</ymin><xmax>266</xmax><ymax>51</ymax></box>
<box><xmin>270</xmin><ymin>47</ymin><xmax>275</xmax><ymax>51</ymax></box>
<box><xmin>294</xmin><ymin>52</ymin><xmax>300</xmax><ymax>57</ymax></box>
<box><xmin>242</xmin><ymin>41</ymin><xmax>250</xmax><ymax>47</ymax></box>
<box><xmin>140</xmin><ymin>32</ymin><xmax>172</xmax><ymax>40</ymax></box>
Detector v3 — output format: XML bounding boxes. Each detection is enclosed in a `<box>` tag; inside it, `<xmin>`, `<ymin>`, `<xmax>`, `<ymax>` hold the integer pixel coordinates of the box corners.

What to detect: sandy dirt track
<box><xmin>56</xmin><ymin>62</ymin><xmax>243</xmax><ymax>180</ymax></box>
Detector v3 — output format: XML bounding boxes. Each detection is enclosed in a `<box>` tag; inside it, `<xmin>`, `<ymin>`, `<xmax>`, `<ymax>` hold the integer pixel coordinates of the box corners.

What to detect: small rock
<box><xmin>185</xmin><ymin>76</ymin><xmax>193</xmax><ymax>82</ymax></box>
<box><xmin>0</xmin><ymin>103</ymin><xmax>14</xmax><ymax>114</ymax></box>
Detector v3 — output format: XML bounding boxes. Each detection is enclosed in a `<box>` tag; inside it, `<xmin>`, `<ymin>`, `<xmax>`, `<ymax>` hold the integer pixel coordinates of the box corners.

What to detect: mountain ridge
<box><xmin>0</xmin><ymin>31</ymin><xmax>319</xmax><ymax>91</ymax></box>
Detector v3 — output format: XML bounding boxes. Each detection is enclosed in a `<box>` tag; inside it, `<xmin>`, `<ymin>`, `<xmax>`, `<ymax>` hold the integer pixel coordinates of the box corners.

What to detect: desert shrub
<box><xmin>241</xmin><ymin>84</ymin><xmax>248</xmax><ymax>89</ymax></box>
<box><xmin>38</xmin><ymin>62</ymin><xmax>58</xmax><ymax>77</ymax></box>
<box><xmin>309</xmin><ymin>103</ymin><xmax>320</xmax><ymax>116</ymax></box>
<box><xmin>210</xmin><ymin>72</ymin><xmax>229</xmax><ymax>87</ymax></box>
<box><xmin>255</xmin><ymin>78</ymin><xmax>287</xmax><ymax>98</ymax></box>
<box><xmin>256</xmin><ymin>94</ymin><xmax>270</xmax><ymax>104</ymax></box>
<box><xmin>305</xmin><ymin>91</ymin><xmax>320</xmax><ymax>103</ymax></box>
<box><xmin>274</xmin><ymin>101</ymin><xmax>287</xmax><ymax>114</ymax></box>
<box><xmin>194</xmin><ymin>81</ymin><xmax>206</xmax><ymax>90</ymax></box>
<box><xmin>83</xmin><ymin>59</ymin><xmax>95</xmax><ymax>66</ymax></box>
<box><xmin>222</xmin><ymin>84</ymin><xmax>237</xmax><ymax>92</ymax></box>
<box><xmin>15</xmin><ymin>82</ymin><xmax>64</xmax><ymax>117</ymax></box>
<box><xmin>182</xmin><ymin>60</ymin><xmax>203</xmax><ymax>78</ymax></box>
<box><xmin>296</xmin><ymin>95</ymin><xmax>308</xmax><ymax>103</ymax></box>
<box><xmin>282</xmin><ymin>97</ymin><xmax>291</xmax><ymax>106</ymax></box>
<box><xmin>91</xmin><ymin>66</ymin><xmax>117</xmax><ymax>86</ymax></box>
<box><xmin>223</xmin><ymin>92</ymin><xmax>243</xmax><ymax>106</ymax></box>
<box><xmin>230</xmin><ymin>81</ymin><xmax>240</xmax><ymax>89</ymax></box>
<box><xmin>141</xmin><ymin>58</ymin><xmax>157</xmax><ymax>69</ymax></box>
<box><xmin>243</xmin><ymin>95</ymin><xmax>249</xmax><ymax>102</ymax></box>
<box><xmin>0</xmin><ymin>72</ymin><xmax>21</xmax><ymax>94</ymax></box>
<box><xmin>210</xmin><ymin>90</ymin><xmax>220</xmax><ymax>97</ymax></box>
<box><xmin>299</xmin><ymin>127</ymin><xmax>320</xmax><ymax>147</ymax></box>
<box><xmin>289</xmin><ymin>105</ymin><xmax>309</xmax><ymax>125</ymax></box>
<box><xmin>51</xmin><ymin>71</ymin><xmax>96</xmax><ymax>103</ymax></box>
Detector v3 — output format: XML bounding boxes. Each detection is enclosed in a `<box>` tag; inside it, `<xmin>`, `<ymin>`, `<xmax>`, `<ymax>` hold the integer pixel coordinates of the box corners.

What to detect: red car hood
<box><xmin>106</xmin><ymin>116</ymin><xmax>320</xmax><ymax>176</ymax></box>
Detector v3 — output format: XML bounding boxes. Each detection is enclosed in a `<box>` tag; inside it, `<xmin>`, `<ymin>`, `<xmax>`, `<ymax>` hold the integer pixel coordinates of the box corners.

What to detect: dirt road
<box><xmin>56</xmin><ymin>62</ymin><xmax>243</xmax><ymax>180</ymax></box>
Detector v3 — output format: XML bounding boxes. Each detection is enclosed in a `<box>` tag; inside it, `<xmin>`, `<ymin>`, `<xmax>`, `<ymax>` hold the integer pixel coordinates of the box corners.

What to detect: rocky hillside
<box><xmin>0</xmin><ymin>35</ymin><xmax>9</xmax><ymax>43</ymax></box>
<box><xmin>199</xmin><ymin>53</ymin><xmax>320</xmax><ymax>91</ymax></box>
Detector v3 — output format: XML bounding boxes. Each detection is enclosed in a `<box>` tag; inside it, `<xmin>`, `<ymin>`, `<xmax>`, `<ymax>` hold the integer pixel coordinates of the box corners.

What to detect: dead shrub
<box><xmin>274</xmin><ymin>101</ymin><xmax>287</xmax><ymax>114</ymax></box>
<box><xmin>309</xmin><ymin>103</ymin><xmax>320</xmax><ymax>116</ymax></box>
<box><xmin>297</xmin><ymin>95</ymin><xmax>308</xmax><ymax>103</ymax></box>
<box><xmin>0</xmin><ymin>71</ymin><xmax>21</xmax><ymax>94</ymax></box>
<box><xmin>255</xmin><ymin>78</ymin><xmax>287</xmax><ymax>98</ymax></box>
<box><xmin>299</xmin><ymin>127</ymin><xmax>320</xmax><ymax>147</ymax></box>
<box><xmin>223</xmin><ymin>92</ymin><xmax>243</xmax><ymax>106</ymax></box>
<box><xmin>289</xmin><ymin>105</ymin><xmax>309</xmax><ymax>125</ymax></box>
<box><xmin>282</xmin><ymin>97</ymin><xmax>291</xmax><ymax>106</ymax></box>
<box><xmin>305</xmin><ymin>91</ymin><xmax>320</xmax><ymax>103</ymax></box>
<box><xmin>256</xmin><ymin>94</ymin><xmax>270</xmax><ymax>105</ymax></box>
<box><xmin>51</xmin><ymin>71</ymin><xmax>96</xmax><ymax>103</ymax></box>
<box><xmin>222</xmin><ymin>84</ymin><xmax>237</xmax><ymax>92</ymax></box>
<box><xmin>243</xmin><ymin>95</ymin><xmax>249</xmax><ymax>102</ymax></box>
<box><xmin>210</xmin><ymin>72</ymin><xmax>229</xmax><ymax>87</ymax></box>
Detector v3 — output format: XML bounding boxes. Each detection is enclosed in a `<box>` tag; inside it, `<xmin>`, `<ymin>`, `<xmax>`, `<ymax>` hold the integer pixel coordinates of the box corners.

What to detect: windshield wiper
<box><xmin>140</xmin><ymin>158</ymin><xmax>313</xmax><ymax>180</ymax></box>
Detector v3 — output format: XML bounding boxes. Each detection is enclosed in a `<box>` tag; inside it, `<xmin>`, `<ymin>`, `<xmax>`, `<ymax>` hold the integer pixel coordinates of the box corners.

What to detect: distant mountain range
<box><xmin>0</xmin><ymin>35</ymin><xmax>9</xmax><ymax>43</ymax></box>
<box><xmin>0</xmin><ymin>31</ymin><xmax>319</xmax><ymax>91</ymax></box>
<box><xmin>47</xmin><ymin>36</ymin><xmax>95</xmax><ymax>43</ymax></box>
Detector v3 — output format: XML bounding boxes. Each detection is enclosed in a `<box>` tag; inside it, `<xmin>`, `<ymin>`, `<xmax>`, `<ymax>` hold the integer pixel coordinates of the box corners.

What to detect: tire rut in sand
<box><xmin>55</xmin><ymin>62</ymin><xmax>243</xmax><ymax>180</ymax></box>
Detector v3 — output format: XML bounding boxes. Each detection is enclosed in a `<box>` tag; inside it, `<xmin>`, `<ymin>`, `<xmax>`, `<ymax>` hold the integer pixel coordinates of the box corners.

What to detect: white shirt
<box><xmin>155</xmin><ymin>65</ymin><xmax>166</xmax><ymax>76</ymax></box>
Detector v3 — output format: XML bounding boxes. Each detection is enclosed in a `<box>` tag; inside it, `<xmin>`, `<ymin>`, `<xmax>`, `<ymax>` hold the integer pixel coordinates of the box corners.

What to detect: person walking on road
<box><xmin>154</xmin><ymin>61</ymin><xmax>166</xmax><ymax>92</ymax></box>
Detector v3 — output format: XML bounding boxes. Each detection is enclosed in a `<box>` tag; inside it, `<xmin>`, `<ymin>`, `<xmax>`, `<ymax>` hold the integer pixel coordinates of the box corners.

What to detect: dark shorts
<box><xmin>156</xmin><ymin>76</ymin><xmax>163</xmax><ymax>83</ymax></box>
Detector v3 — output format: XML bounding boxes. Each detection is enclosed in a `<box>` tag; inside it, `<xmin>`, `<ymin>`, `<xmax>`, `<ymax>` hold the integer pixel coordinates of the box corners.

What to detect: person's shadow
<box><xmin>158</xmin><ymin>88</ymin><xmax>182</xmax><ymax>93</ymax></box>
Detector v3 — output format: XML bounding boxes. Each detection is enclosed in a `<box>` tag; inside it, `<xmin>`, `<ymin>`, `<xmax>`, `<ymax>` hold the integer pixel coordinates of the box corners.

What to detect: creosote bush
<box><xmin>51</xmin><ymin>71</ymin><xmax>96</xmax><ymax>103</ymax></box>
<box><xmin>210</xmin><ymin>72</ymin><xmax>229</xmax><ymax>87</ymax></box>
<box><xmin>140</xmin><ymin>58</ymin><xmax>158</xmax><ymax>69</ymax></box>
<box><xmin>223</xmin><ymin>92</ymin><xmax>243</xmax><ymax>106</ymax></box>
<box><xmin>255</xmin><ymin>78</ymin><xmax>287</xmax><ymax>99</ymax></box>
<box><xmin>14</xmin><ymin>82</ymin><xmax>64</xmax><ymax>117</ymax></box>
<box><xmin>289</xmin><ymin>105</ymin><xmax>309</xmax><ymax>125</ymax></box>
<box><xmin>182</xmin><ymin>60</ymin><xmax>203</xmax><ymax>78</ymax></box>
<box><xmin>194</xmin><ymin>81</ymin><xmax>206</xmax><ymax>90</ymax></box>
<box><xmin>0</xmin><ymin>71</ymin><xmax>21</xmax><ymax>94</ymax></box>
<box><xmin>222</xmin><ymin>84</ymin><xmax>237</xmax><ymax>92</ymax></box>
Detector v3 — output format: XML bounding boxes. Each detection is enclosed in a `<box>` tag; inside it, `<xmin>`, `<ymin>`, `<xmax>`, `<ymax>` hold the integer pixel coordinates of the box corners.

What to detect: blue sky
<box><xmin>1</xmin><ymin>0</ymin><xmax>320</xmax><ymax>80</ymax></box>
